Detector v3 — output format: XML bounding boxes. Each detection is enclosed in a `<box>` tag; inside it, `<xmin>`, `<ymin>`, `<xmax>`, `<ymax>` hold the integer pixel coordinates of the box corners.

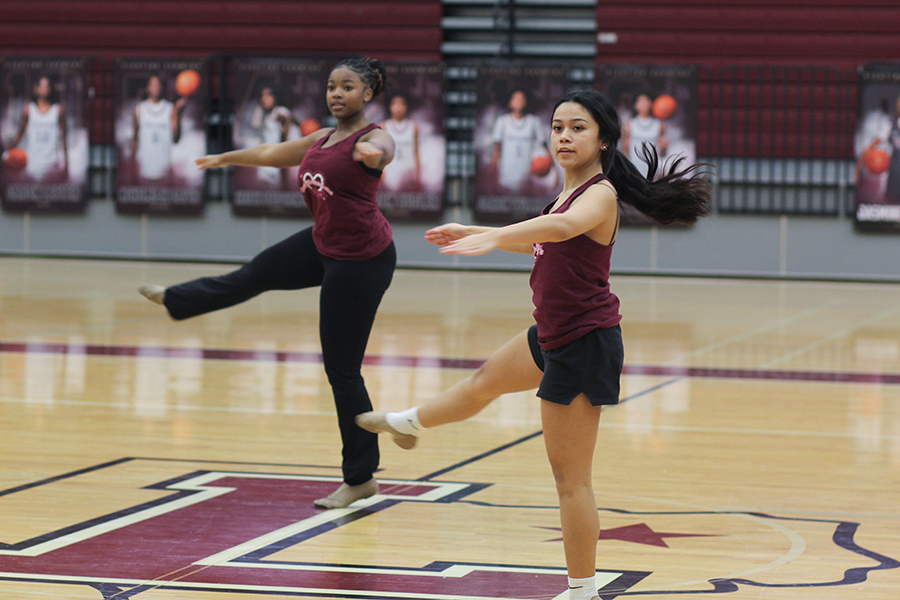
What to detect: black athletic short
<box><xmin>527</xmin><ymin>323</ymin><xmax>624</xmax><ymax>406</ymax></box>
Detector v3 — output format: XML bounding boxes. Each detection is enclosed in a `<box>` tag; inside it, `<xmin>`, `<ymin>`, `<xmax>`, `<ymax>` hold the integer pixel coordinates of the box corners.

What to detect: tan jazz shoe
<box><xmin>313</xmin><ymin>479</ymin><xmax>378</xmax><ymax>509</ymax></box>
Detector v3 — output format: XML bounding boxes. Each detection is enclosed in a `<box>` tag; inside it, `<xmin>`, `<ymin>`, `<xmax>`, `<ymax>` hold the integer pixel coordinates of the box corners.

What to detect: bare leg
<box><xmin>356</xmin><ymin>328</ymin><xmax>543</xmax><ymax>445</ymax></box>
<box><xmin>418</xmin><ymin>328</ymin><xmax>543</xmax><ymax>427</ymax></box>
<box><xmin>542</xmin><ymin>394</ymin><xmax>601</xmax><ymax>580</ymax></box>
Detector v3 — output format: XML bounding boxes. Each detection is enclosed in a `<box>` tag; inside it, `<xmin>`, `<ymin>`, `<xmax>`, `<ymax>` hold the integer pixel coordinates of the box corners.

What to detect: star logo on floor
<box><xmin>536</xmin><ymin>523</ymin><xmax>719</xmax><ymax>547</ymax></box>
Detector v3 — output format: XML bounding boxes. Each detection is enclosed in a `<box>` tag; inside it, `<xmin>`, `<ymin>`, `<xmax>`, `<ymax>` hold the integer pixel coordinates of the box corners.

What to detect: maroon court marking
<box><xmin>535</xmin><ymin>523</ymin><xmax>719</xmax><ymax>548</ymax></box>
<box><xmin>1</xmin><ymin>341</ymin><xmax>899</xmax><ymax>385</ymax></box>
<box><xmin>0</xmin><ymin>473</ymin><xmax>573</xmax><ymax>599</ymax></box>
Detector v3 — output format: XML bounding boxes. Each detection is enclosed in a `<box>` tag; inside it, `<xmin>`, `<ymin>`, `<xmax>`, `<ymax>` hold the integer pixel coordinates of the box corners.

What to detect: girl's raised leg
<box><xmin>357</xmin><ymin>327</ymin><xmax>543</xmax><ymax>446</ymax></box>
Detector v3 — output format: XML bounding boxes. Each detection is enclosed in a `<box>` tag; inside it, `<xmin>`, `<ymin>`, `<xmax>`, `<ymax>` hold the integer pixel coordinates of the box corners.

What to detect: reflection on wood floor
<box><xmin>1</xmin><ymin>257</ymin><xmax>899</xmax><ymax>599</ymax></box>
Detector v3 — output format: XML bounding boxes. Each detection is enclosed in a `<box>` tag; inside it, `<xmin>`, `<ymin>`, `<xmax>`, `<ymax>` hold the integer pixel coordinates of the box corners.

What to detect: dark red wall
<box><xmin>598</xmin><ymin>0</ymin><xmax>900</xmax><ymax>68</ymax></box>
<box><xmin>597</xmin><ymin>1</ymin><xmax>897</xmax><ymax>159</ymax></box>
<box><xmin>0</xmin><ymin>1</ymin><xmax>442</xmax><ymax>60</ymax></box>
<box><xmin>0</xmin><ymin>1</ymin><xmax>442</xmax><ymax>145</ymax></box>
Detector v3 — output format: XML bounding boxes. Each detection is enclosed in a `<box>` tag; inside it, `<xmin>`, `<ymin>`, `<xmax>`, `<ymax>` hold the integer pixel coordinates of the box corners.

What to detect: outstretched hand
<box><xmin>438</xmin><ymin>231</ymin><xmax>498</xmax><ymax>256</ymax></box>
<box><xmin>424</xmin><ymin>223</ymin><xmax>469</xmax><ymax>247</ymax></box>
<box><xmin>195</xmin><ymin>154</ymin><xmax>228</xmax><ymax>170</ymax></box>
<box><xmin>353</xmin><ymin>141</ymin><xmax>383</xmax><ymax>162</ymax></box>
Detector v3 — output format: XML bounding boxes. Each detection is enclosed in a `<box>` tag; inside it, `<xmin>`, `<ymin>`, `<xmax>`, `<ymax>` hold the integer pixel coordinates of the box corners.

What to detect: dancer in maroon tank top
<box><xmin>358</xmin><ymin>89</ymin><xmax>712</xmax><ymax>600</ymax></box>
<box><xmin>138</xmin><ymin>58</ymin><xmax>396</xmax><ymax>510</ymax></box>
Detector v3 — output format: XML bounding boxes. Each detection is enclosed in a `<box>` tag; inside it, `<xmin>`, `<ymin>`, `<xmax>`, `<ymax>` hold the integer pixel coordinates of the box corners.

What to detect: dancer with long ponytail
<box><xmin>357</xmin><ymin>88</ymin><xmax>711</xmax><ymax>600</ymax></box>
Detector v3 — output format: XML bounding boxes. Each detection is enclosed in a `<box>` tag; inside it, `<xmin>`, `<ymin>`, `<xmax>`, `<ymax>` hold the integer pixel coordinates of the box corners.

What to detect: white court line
<box><xmin>3</xmin><ymin>395</ymin><xmax>898</xmax><ymax>441</ymax></box>
<box><xmin>761</xmin><ymin>302</ymin><xmax>900</xmax><ymax>370</ymax></box>
<box><xmin>662</xmin><ymin>300</ymin><xmax>842</xmax><ymax>365</ymax></box>
<box><xmin>0</xmin><ymin>395</ymin><xmax>336</xmax><ymax>417</ymax></box>
<box><xmin>0</xmin><ymin>571</ymin><xmax>567</xmax><ymax>600</ymax></box>
<box><xmin>598</xmin><ymin>421</ymin><xmax>900</xmax><ymax>441</ymax></box>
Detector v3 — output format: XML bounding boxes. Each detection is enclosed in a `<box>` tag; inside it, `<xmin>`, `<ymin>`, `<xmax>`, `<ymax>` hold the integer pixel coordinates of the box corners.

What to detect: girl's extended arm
<box><xmin>195</xmin><ymin>128</ymin><xmax>330</xmax><ymax>170</ymax></box>
<box><xmin>439</xmin><ymin>183</ymin><xmax>617</xmax><ymax>256</ymax></box>
<box><xmin>425</xmin><ymin>223</ymin><xmax>533</xmax><ymax>254</ymax></box>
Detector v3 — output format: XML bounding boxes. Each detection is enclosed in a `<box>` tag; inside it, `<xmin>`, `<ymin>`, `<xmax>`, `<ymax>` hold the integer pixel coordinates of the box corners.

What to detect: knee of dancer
<box><xmin>551</xmin><ymin>473</ymin><xmax>594</xmax><ymax>498</ymax></box>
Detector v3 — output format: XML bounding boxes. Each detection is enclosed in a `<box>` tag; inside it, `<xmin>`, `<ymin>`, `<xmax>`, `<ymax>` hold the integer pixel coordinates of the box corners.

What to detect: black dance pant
<box><xmin>163</xmin><ymin>227</ymin><xmax>396</xmax><ymax>486</ymax></box>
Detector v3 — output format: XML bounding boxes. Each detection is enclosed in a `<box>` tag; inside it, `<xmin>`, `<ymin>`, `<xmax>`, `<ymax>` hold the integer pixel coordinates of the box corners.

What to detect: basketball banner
<box><xmin>114</xmin><ymin>58</ymin><xmax>208</xmax><ymax>215</ymax></box>
<box><xmin>366</xmin><ymin>62</ymin><xmax>445</xmax><ymax>222</ymax></box>
<box><xmin>854</xmin><ymin>63</ymin><xmax>900</xmax><ymax>232</ymax></box>
<box><xmin>472</xmin><ymin>64</ymin><xmax>567</xmax><ymax>224</ymax></box>
<box><xmin>600</xmin><ymin>64</ymin><xmax>698</xmax><ymax>226</ymax></box>
<box><xmin>0</xmin><ymin>56</ymin><xmax>89</xmax><ymax>213</ymax></box>
<box><xmin>228</xmin><ymin>57</ymin><xmax>328</xmax><ymax>218</ymax></box>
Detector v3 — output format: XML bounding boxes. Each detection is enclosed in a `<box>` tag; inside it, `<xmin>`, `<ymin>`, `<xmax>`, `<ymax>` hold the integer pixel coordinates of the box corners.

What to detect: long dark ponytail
<box><xmin>554</xmin><ymin>89</ymin><xmax>712</xmax><ymax>225</ymax></box>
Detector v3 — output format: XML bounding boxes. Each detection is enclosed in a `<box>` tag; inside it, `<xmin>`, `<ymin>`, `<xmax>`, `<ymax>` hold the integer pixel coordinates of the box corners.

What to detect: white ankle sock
<box><xmin>385</xmin><ymin>407</ymin><xmax>422</xmax><ymax>435</ymax></box>
<box><xmin>568</xmin><ymin>575</ymin><xmax>597</xmax><ymax>600</ymax></box>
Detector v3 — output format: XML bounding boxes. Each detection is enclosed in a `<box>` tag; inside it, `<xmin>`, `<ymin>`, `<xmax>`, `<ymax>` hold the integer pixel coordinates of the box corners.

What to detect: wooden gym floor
<box><xmin>1</xmin><ymin>256</ymin><xmax>898</xmax><ymax>600</ymax></box>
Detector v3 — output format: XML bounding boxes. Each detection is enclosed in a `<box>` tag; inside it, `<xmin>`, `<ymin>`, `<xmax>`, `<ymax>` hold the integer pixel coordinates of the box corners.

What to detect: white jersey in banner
<box><xmin>491</xmin><ymin>112</ymin><xmax>544</xmax><ymax>190</ymax></box>
<box><xmin>135</xmin><ymin>98</ymin><xmax>174</xmax><ymax>180</ymax></box>
<box><xmin>626</xmin><ymin>115</ymin><xmax>663</xmax><ymax>174</ymax></box>
<box><xmin>24</xmin><ymin>102</ymin><xmax>63</xmax><ymax>180</ymax></box>
<box><xmin>381</xmin><ymin>117</ymin><xmax>417</xmax><ymax>190</ymax></box>
<box><xmin>253</xmin><ymin>105</ymin><xmax>293</xmax><ymax>187</ymax></box>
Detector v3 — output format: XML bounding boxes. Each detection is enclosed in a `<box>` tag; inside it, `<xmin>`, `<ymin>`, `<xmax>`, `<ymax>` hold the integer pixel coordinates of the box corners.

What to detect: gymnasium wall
<box><xmin>0</xmin><ymin>0</ymin><xmax>443</xmax><ymax>145</ymax></box>
<box><xmin>0</xmin><ymin>1</ymin><xmax>443</xmax><ymax>59</ymax></box>
<box><xmin>1</xmin><ymin>1</ymin><xmax>899</xmax><ymax>281</ymax></box>
<box><xmin>597</xmin><ymin>0</ymin><xmax>899</xmax><ymax>67</ymax></box>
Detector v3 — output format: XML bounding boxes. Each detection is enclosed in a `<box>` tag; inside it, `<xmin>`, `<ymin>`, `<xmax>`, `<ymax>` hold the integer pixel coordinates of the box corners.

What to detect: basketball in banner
<box><xmin>0</xmin><ymin>57</ymin><xmax>89</xmax><ymax>213</ymax></box>
<box><xmin>114</xmin><ymin>58</ymin><xmax>207</xmax><ymax>215</ymax></box>
<box><xmin>600</xmin><ymin>64</ymin><xmax>699</xmax><ymax>226</ymax></box>
<box><xmin>854</xmin><ymin>64</ymin><xmax>900</xmax><ymax>232</ymax></box>
<box><xmin>229</xmin><ymin>57</ymin><xmax>328</xmax><ymax>218</ymax></box>
<box><xmin>473</xmin><ymin>64</ymin><xmax>567</xmax><ymax>224</ymax></box>
<box><xmin>364</xmin><ymin>62</ymin><xmax>445</xmax><ymax>222</ymax></box>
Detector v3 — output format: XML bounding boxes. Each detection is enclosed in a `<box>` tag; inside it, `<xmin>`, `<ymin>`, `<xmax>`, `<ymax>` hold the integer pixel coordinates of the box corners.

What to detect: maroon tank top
<box><xmin>298</xmin><ymin>122</ymin><xmax>392</xmax><ymax>260</ymax></box>
<box><xmin>529</xmin><ymin>173</ymin><xmax>621</xmax><ymax>350</ymax></box>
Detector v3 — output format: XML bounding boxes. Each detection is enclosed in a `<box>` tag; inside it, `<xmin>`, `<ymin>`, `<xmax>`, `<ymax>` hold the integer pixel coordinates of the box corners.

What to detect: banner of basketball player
<box><xmin>228</xmin><ymin>57</ymin><xmax>330</xmax><ymax>218</ymax></box>
<box><xmin>854</xmin><ymin>64</ymin><xmax>900</xmax><ymax>232</ymax></box>
<box><xmin>0</xmin><ymin>56</ymin><xmax>89</xmax><ymax>213</ymax></box>
<box><xmin>472</xmin><ymin>64</ymin><xmax>567</xmax><ymax>224</ymax></box>
<box><xmin>600</xmin><ymin>64</ymin><xmax>698</xmax><ymax>226</ymax></box>
<box><xmin>365</xmin><ymin>62</ymin><xmax>445</xmax><ymax>221</ymax></box>
<box><xmin>114</xmin><ymin>58</ymin><xmax>207</xmax><ymax>215</ymax></box>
